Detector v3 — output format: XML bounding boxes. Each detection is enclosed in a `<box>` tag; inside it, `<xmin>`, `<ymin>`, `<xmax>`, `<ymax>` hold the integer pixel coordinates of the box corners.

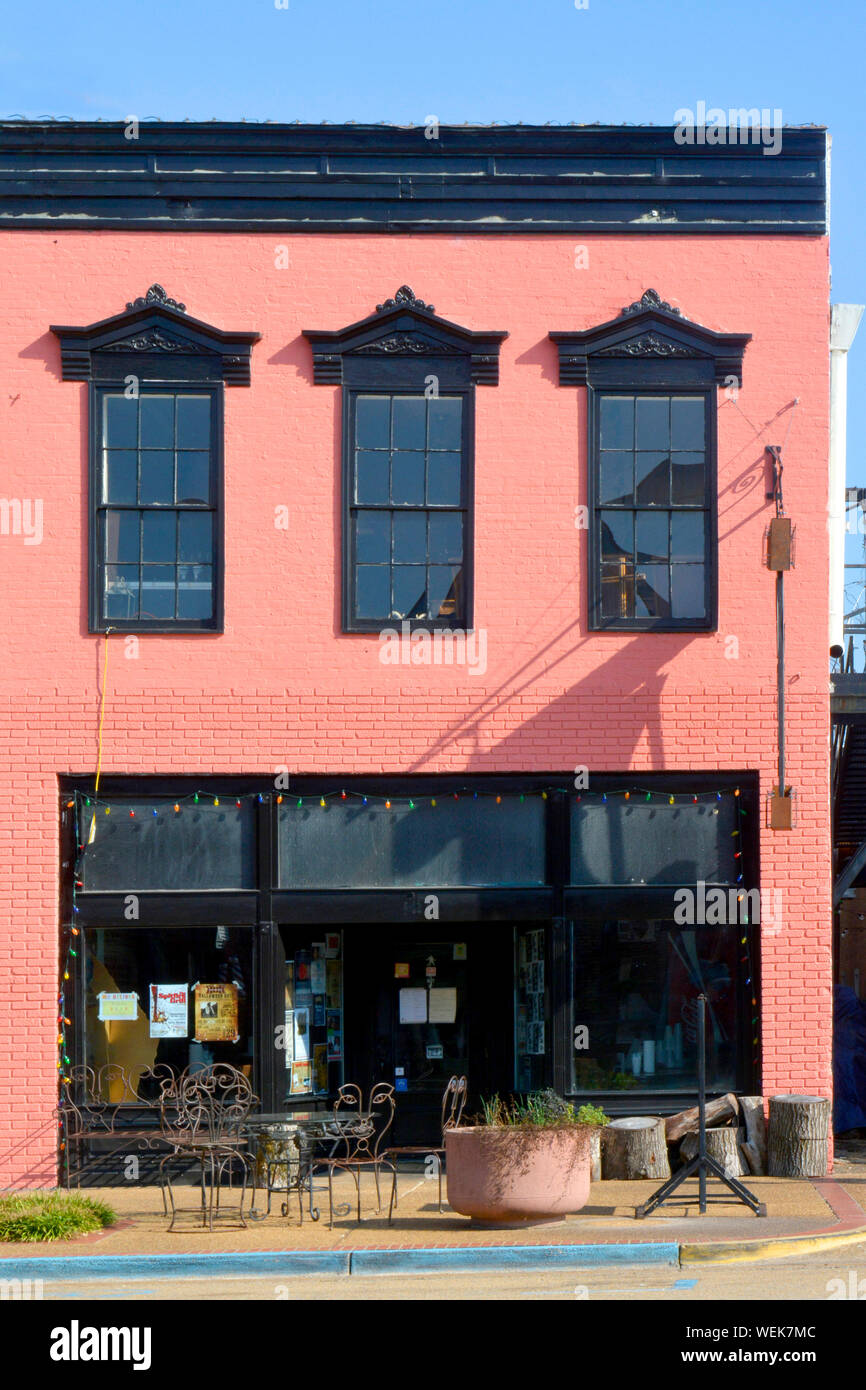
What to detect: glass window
<box><xmin>80</xmin><ymin>798</ymin><xmax>255</xmax><ymax>890</ymax></box>
<box><xmin>82</xmin><ymin>926</ymin><xmax>254</xmax><ymax>1097</ymax></box>
<box><xmin>570</xmin><ymin>794</ymin><xmax>739</xmax><ymax>886</ymax></box>
<box><xmin>571</xmin><ymin>921</ymin><xmax>739</xmax><ymax>1093</ymax></box>
<box><xmin>594</xmin><ymin>393</ymin><xmax>710</xmax><ymax>628</ymax></box>
<box><xmin>96</xmin><ymin>391</ymin><xmax>217</xmax><ymax>629</ymax></box>
<box><xmin>349</xmin><ymin>394</ymin><xmax>466</xmax><ymax>627</ymax></box>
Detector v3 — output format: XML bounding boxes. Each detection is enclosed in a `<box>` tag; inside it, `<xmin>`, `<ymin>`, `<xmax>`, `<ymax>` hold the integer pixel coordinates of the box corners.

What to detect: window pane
<box><xmin>599</xmin><ymin>452</ymin><xmax>633</xmax><ymax>506</ymax></box>
<box><xmin>392</xmin><ymin>566</ymin><xmax>427</xmax><ymax>620</ymax></box>
<box><xmin>599</xmin><ymin>396</ymin><xmax>634</xmax><ymax>449</ymax></box>
<box><xmin>82</xmin><ymin>809</ymin><xmax>255</xmax><ymax>890</ymax></box>
<box><xmin>355</xmin><ymin>451</ymin><xmax>390</xmax><ymax>504</ymax></box>
<box><xmin>138</xmin><ymin>450</ymin><xmax>174</xmax><ymax>505</ymax></box>
<box><xmin>391</xmin><ymin>452</ymin><xmax>425</xmax><ymax>505</ymax></box>
<box><xmin>635</xmin><ymin>563</ymin><xmax>671</xmax><ymax>618</ymax></box>
<box><xmin>139</xmin><ymin>395</ymin><xmax>174</xmax><ymax>448</ymax></box>
<box><xmin>104</xmin><ymin>565</ymin><xmax>139</xmax><ymax>619</ymax></box>
<box><xmin>393</xmin><ymin>511</ymin><xmax>427</xmax><ymax>563</ymax></box>
<box><xmin>104</xmin><ymin>451</ymin><xmax>137</xmax><ymax>504</ymax></box>
<box><xmin>355</xmin><ymin>511</ymin><xmax>390</xmax><ymax>563</ymax></box>
<box><xmin>428</xmin><ymin>397</ymin><xmax>462</xmax><ymax>450</ymax></box>
<box><xmin>392</xmin><ymin>397</ymin><xmax>426</xmax><ymax>450</ymax></box>
<box><xmin>635</xmin><ymin>397</ymin><xmax>669</xmax><ymax>449</ymax></box>
<box><xmin>176</xmin><ymin>396</ymin><xmax>211</xmax><ymax>449</ymax></box>
<box><xmin>671</xmin><ymin>563</ymin><xmax>706</xmax><ymax>619</ymax></box>
<box><xmin>601</xmin><ymin>561</ymin><xmax>632</xmax><ymax>619</ymax></box>
<box><xmin>140</xmin><ymin>565</ymin><xmax>175</xmax><ymax>619</ymax></box>
<box><xmin>356</xmin><ymin>565</ymin><xmax>390</xmax><ymax>618</ymax></box>
<box><xmin>635</xmin><ymin>452</ymin><xmax>670</xmax><ymax>506</ymax></box>
<box><xmin>671</xmin><ymin>512</ymin><xmax>705</xmax><ymax>562</ymax></box>
<box><xmin>428</xmin><ymin>565</ymin><xmax>461</xmax><ymax>619</ymax></box>
<box><xmin>176</xmin><ymin>452</ymin><xmax>211</xmax><ymax>505</ymax></box>
<box><xmin>105</xmin><ymin>510</ymin><xmax>140</xmax><ymax>564</ymax></box>
<box><xmin>177</xmin><ymin>564</ymin><xmax>214</xmax><ymax>620</ymax></box>
<box><xmin>671</xmin><ymin>452</ymin><xmax>705</xmax><ymax>505</ymax></box>
<box><xmin>429</xmin><ymin>512</ymin><xmax>463</xmax><ymax>564</ymax></box>
<box><xmin>636</xmin><ymin>511</ymin><xmax>669</xmax><ymax>564</ymax></box>
<box><xmin>355</xmin><ymin>396</ymin><xmax>390</xmax><ymax>449</ymax></box>
<box><xmin>141</xmin><ymin>510</ymin><xmax>176</xmax><ymax>562</ymax></box>
<box><xmin>600</xmin><ymin>510</ymin><xmax>633</xmax><ymax>561</ymax></box>
<box><xmin>178</xmin><ymin>511</ymin><xmax>212</xmax><ymax>563</ymax></box>
<box><xmin>104</xmin><ymin>396</ymin><xmax>137</xmax><ymax>448</ymax></box>
<box><xmin>427</xmin><ymin>453</ymin><xmax>461</xmax><ymax>506</ymax></box>
<box><xmin>671</xmin><ymin>397</ymin><xmax>705</xmax><ymax>450</ymax></box>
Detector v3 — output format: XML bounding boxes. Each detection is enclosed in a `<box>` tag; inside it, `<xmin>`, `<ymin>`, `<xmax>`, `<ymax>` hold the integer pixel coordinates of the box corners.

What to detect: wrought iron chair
<box><xmin>158</xmin><ymin>1063</ymin><xmax>258</xmax><ymax>1231</ymax></box>
<box><xmin>385</xmin><ymin>1074</ymin><xmax>467</xmax><ymax>1222</ymax></box>
<box><xmin>62</xmin><ymin>1063</ymin><xmax>180</xmax><ymax>1187</ymax></box>
<box><xmin>321</xmin><ymin>1083</ymin><xmax>397</xmax><ymax>1227</ymax></box>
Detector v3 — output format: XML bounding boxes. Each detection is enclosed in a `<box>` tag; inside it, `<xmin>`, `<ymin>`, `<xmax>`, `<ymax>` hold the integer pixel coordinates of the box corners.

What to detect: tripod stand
<box><xmin>635</xmin><ymin>993</ymin><xmax>766</xmax><ymax>1218</ymax></box>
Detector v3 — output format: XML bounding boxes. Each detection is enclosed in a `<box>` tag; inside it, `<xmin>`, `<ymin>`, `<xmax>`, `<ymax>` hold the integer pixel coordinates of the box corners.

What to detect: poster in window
<box><xmin>293</xmin><ymin>1007</ymin><xmax>310</xmax><ymax>1063</ymax></box>
<box><xmin>283</xmin><ymin>1009</ymin><xmax>295</xmax><ymax>1069</ymax></box>
<box><xmin>313</xmin><ymin>1043</ymin><xmax>328</xmax><ymax>1094</ymax></box>
<box><xmin>291</xmin><ymin>1061</ymin><xmax>312</xmax><ymax>1093</ymax></box>
<box><xmin>326</xmin><ymin>1009</ymin><xmax>342</xmax><ymax>1061</ymax></box>
<box><xmin>193</xmin><ymin>982</ymin><xmax>239</xmax><ymax>1043</ymax></box>
<box><xmin>325</xmin><ymin>960</ymin><xmax>341</xmax><ymax>1007</ymax></box>
<box><xmin>98</xmin><ymin>992</ymin><xmax>138</xmax><ymax>1022</ymax></box>
<box><xmin>310</xmin><ymin>945</ymin><xmax>327</xmax><ymax>996</ymax></box>
<box><xmin>148</xmin><ymin>984</ymin><xmax>188</xmax><ymax>1039</ymax></box>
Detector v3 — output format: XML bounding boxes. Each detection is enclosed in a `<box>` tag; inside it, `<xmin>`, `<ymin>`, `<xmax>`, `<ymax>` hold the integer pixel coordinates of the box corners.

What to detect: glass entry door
<box><xmin>391</xmin><ymin>940</ymin><xmax>469</xmax><ymax>1100</ymax></box>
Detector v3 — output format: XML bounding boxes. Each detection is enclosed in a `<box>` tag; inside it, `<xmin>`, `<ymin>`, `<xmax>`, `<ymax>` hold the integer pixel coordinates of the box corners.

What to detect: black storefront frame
<box><xmin>61</xmin><ymin>770</ymin><xmax>760</xmax><ymax>1135</ymax></box>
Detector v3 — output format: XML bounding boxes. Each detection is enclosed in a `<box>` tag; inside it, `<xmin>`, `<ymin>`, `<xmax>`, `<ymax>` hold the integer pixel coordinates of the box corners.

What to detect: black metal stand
<box><xmin>635</xmin><ymin>994</ymin><xmax>767</xmax><ymax>1219</ymax></box>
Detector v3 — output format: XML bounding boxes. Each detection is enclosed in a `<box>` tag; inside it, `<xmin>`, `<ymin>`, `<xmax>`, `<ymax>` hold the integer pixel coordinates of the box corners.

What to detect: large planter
<box><xmin>445</xmin><ymin>1125</ymin><xmax>593</xmax><ymax>1225</ymax></box>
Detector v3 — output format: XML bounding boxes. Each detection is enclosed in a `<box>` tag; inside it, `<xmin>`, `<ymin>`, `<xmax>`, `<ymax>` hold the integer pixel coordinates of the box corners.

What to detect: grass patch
<box><xmin>0</xmin><ymin>1192</ymin><xmax>117</xmax><ymax>1243</ymax></box>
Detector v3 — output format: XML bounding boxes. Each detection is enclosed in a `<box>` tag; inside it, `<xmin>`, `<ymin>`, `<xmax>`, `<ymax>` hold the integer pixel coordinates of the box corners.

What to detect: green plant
<box><xmin>478</xmin><ymin>1088</ymin><xmax>609</xmax><ymax>1129</ymax></box>
<box><xmin>0</xmin><ymin>1192</ymin><xmax>116</xmax><ymax>1243</ymax></box>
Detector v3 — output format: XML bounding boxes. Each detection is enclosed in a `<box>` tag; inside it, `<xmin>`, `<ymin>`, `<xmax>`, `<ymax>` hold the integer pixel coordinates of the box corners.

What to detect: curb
<box><xmin>0</xmin><ymin>1242</ymin><xmax>678</xmax><ymax>1281</ymax></box>
<box><xmin>682</xmin><ymin>1228</ymin><xmax>866</xmax><ymax>1266</ymax></box>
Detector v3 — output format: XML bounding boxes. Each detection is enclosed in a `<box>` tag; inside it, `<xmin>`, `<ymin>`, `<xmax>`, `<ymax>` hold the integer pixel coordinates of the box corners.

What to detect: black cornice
<box><xmin>0</xmin><ymin>122</ymin><xmax>828</xmax><ymax>234</ymax></box>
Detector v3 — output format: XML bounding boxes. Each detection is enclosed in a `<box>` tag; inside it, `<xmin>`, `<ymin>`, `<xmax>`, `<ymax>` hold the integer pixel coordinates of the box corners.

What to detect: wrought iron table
<box><xmin>246</xmin><ymin>1110</ymin><xmax>373</xmax><ymax>1222</ymax></box>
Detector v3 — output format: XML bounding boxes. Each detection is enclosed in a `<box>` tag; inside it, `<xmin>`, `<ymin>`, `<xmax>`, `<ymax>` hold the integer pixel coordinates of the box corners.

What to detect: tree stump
<box><xmin>738</xmin><ymin>1096</ymin><xmax>768</xmax><ymax>1176</ymax></box>
<box><xmin>603</xmin><ymin>1117</ymin><xmax>670</xmax><ymax>1180</ymax></box>
<box><xmin>679</xmin><ymin>1126</ymin><xmax>745</xmax><ymax>1176</ymax></box>
<box><xmin>768</xmin><ymin>1094</ymin><xmax>830</xmax><ymax>1178</ymax></box>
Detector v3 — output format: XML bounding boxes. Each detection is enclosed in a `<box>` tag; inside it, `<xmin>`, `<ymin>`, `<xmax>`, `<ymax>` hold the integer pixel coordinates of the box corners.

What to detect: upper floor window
<box><xmin>52</xmin><ymin>285</ymin><xmax>259</xmax><ymax>633</ymax></box>
<box><xmin>550</xmin><ymin>289</ymin><xmax>750</xmax><ymax>632</ymax></box>
<box><xmin>305</xmin><ymin>286</ymin><xmax>506</xmax><ymax>633</ymax></box>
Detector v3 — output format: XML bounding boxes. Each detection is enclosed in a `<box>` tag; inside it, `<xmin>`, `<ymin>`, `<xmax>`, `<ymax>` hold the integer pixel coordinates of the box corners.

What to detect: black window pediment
<box><xmin>51</xmin><ymin>284</ymin><xmax>260</xmax><ymax>385</ymax></box>
<box><xmin>304</xmin><ymin>285</ymin><xmax>507</xmax><ymax>385</ymax></box>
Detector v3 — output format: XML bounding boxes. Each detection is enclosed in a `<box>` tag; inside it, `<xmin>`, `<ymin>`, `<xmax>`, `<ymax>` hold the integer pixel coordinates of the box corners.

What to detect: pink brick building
<box><xmin>0</xmin><ymin>123</ymin><xmax>831</xmax><ymax>1184</ymax></box>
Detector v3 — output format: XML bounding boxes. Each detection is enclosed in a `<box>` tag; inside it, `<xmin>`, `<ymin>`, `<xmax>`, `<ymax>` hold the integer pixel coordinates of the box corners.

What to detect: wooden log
<box><xmin>768</xmin><ymin>1094</ymin><xmax>830</xmax><ymax>1178</ymax></box>
<box><xmin>589</xmin><ymin>1129</ymin><xmax>602</xmax><ymax>1183</ymax></box>
<box><xmin>603</xmin><ymin>1117</ymin><xmax>670</xmax><ymax>1181</ymax></box>
<box><xmin>680</xmin><ymin>1126</ymin><xmax>745</xmax><ymax>1176</ymax></box>
<box><xmin>665</xmin><ymin>1093</ymin><xmax>739</xmax><ymax>1144</ymax></box>
<box><xmin>739</xmin><ymin>1096</ymin><xmax>767</xmax><ymax>1176</ymax></box>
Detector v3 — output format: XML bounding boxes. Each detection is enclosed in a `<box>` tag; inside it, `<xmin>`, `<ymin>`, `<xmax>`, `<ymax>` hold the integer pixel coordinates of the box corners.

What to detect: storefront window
<box><xmin>80</xmin><ymin>799</ymin><xmax>255</xmax><ymax>891</ymax></box>
<box><xmin>279</xmin><ymin>929</ymin><xmax>344</xmax><ymax>1104</ymax></box>
<box><xmin>571</xmin><ymin>920</ymin><xmax>739</xmax><ymax>1093</ymax></box>
<box><xmin>82</xmin><ymin>926</ymin><xmax>254</xmax><ymax>1099</ymax></box>
<box><xmin>515</xmin><ymin>926</ymin><xmax>548</xmax><ymax>1091</ymax></box>
<box><xmin>278</xmin><ymin>794</ymin><xmax>546</xmax><ymax>888</ymax></box>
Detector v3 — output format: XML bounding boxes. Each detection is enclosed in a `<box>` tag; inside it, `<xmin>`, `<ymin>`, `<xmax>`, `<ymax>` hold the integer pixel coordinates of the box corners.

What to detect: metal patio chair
<box><xmin>321</xmin><ymin>1082</ymin><xmax>397</xmax><ymax>1227</ymax></box>
<box><xmin>385</xmin><ymin>1074</ymin><xmax>467</xmax><ymax>1222</ymax></box>
<box><xmin>158</xmin><ymin>1063</ymin><xmax>258</xmax><ymax>1231</ymax></box>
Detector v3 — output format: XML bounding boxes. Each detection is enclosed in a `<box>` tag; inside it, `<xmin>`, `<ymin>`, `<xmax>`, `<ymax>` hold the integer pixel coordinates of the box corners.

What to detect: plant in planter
<box><xmin>445</xmin><ymin>1088</ymin><xmax>609</xmax><ymax>1226</ymax></box>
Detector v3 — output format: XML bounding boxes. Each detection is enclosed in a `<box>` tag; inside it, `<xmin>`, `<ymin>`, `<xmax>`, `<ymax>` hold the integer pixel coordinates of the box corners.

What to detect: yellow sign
<box><xmin>97</xmin><ymin>992</ymin><xmax>138</xmax><ymax>1021</ymax></box>
<box><xmin>194</xmin><ymin>982</ymin><xmax>239</xmax><ymax>1043</ymax></box>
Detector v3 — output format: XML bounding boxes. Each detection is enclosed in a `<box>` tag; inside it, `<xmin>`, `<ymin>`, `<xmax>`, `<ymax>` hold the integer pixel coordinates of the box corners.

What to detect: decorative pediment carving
<box><xmin>304</xmin><ymin>292</ymin><xmax>507</xmax><ymax>385</ymax></box>
<box><xmin>51</xmin><ymin>291</ymin><xmax>259</xmax><ymax>384</ymax></box>
<box><xmin>550</xmin><ymin>291</ymin><xmax>750</xmax><ymax>386</ymax></box>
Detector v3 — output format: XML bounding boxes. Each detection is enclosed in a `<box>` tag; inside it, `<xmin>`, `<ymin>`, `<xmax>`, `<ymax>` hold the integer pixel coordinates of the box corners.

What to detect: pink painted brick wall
<box><xmin>0</xmin><ymin>232</ymin><xmax>830</xmax><ymax>1185</ymax></box>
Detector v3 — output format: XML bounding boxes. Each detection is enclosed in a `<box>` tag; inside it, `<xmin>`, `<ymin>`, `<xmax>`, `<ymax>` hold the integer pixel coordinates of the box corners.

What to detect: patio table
<box><xmin>245</xmin><ymin>1110</ymin><xmax>373</xmax><ymax>1222</ymax></box>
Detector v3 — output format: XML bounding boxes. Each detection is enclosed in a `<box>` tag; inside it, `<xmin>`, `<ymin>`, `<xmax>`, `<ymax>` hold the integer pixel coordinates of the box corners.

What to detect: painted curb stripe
<box><xmin>348</xmin><ymin>1243</ymin><xmax>680</xmax><ymax>1274</ymax></box>
<box><xmin>681</xmin><ymin>1229</ymin><xmax>866</xmax><ymax>1265</ymax></box>
<box><xmin>0</xmin><ymin>1243</ymin><xmax>678</xmax><ymax>1281</ymax></box>
<box><xmin>0</xmin><ymin>1252</ymin><xmax>350</xmax><ymax>1281</ymax></box>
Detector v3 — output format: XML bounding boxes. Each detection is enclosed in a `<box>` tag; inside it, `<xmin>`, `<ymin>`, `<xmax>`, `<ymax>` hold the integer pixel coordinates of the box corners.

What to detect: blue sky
<box><xmin>4</xmin><ymin>0</ymin><xmax>866</xmax><ymax>618</ymax></box>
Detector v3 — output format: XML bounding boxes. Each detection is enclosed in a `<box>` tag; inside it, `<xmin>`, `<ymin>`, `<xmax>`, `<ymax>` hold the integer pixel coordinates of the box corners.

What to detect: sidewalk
<box><xmin>3</xmin><ymin>1171</ymin><xmax>866</xmax><ymax>1276</ymax></box>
